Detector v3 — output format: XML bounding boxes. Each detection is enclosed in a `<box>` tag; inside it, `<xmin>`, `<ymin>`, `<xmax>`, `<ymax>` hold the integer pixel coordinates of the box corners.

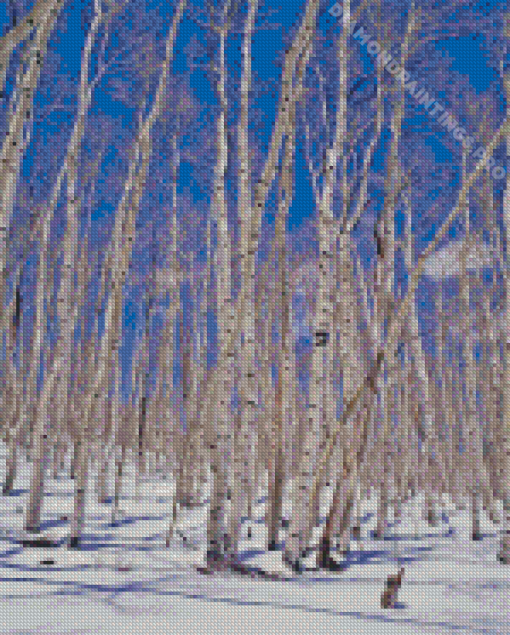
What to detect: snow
<box><xmin>1</xmin><ymin>448</ymin><xmax>509</xmax><ymax>635</ymax></box>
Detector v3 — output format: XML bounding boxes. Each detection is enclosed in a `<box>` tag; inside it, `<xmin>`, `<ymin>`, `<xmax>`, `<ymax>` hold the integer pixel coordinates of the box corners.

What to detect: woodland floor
<box><xmin>0</xmin><ymin>444</ymin><xmax>509</xmax><ymax>635</ymax></box>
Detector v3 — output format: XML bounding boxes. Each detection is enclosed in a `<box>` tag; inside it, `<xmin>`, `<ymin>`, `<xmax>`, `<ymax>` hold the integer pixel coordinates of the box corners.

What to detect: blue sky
<box><xmin>0</xmin><ymin>0</ymin><xmax>503</xmax><ymax>231</ymax></box>
<box><xmin>0</xmin><ymin>0</ymin><xmax>506</xmax><ymax>400</ymax></box>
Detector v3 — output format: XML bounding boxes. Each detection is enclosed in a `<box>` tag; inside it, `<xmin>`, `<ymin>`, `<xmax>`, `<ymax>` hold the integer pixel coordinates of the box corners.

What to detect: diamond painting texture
<box><xmin>0</xmin><ymin>1</ymin><xmax>509</xmax><ymax>633</ymax></box>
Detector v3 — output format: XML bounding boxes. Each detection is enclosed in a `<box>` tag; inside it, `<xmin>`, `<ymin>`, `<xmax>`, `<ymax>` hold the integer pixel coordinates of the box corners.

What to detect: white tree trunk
<box><xmin>207</xmin><ymin>15</ymin><xmax>234</xmax><ymax>566</ymax></box>
<box><xmin>68</xmin><ymin>437</ymin><xmax>90</xmax><ymax>548</ymax></box>
<box><xmin>228</xmin><ymin>0</ymin><xmax>259</xmax><ymax>563</ymax></box>
<box><xmin>499</xmin><ymin>70</ymin><xmax>510</xmax><ymax>560</ymax></box>
<box><xmin>0</xmin><ymin>0</ymin><xmax>63</xmax><ymax>318</ymax></box>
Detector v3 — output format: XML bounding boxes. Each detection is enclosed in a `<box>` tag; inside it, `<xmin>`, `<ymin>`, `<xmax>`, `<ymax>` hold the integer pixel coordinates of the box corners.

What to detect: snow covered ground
<box><xmin>1</xmin><ymin>448</ymin><xmax>509</xmax><ymax>635</ymax></box>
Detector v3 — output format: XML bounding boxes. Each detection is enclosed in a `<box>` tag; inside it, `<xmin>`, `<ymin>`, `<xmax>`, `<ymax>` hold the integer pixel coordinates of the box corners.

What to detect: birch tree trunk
<box><xmin>24</xmin><ymin>202</ymin><xmax>52</xmax><ymax>533</ymax></box>
<box><xmin>2</xmin><ymin>258</ymin><xmax>27</xmax><ymax>494</ymax></box>
<box><xmin>206</xmin><ymin>7</ymin><xmax>234</xmax><ymax>566</ymax></box>
<box><xmin>161</xmin><ymin>133</ymin><xmax>181</xmax><ymax>543</ymax></box>
<box><xmin>284</xmin><ymin>1</ymin><xmax>349</xmax><ymax>572</ymax></box>
<box><xmin>68</xmin><ymin>437</ymin><xmax>90</xmax><ymax>548</ymax></box>
<box><xmin>266</xmin><ymin>110</ymin><xmax>295</xmax><ymax>553</ymax></box>
<box><xmin>458</xmin><ymin>155</ymin><xmax>491</xmax><ymax>539</ymax></box>
<box><xmin>499</xmin><ymin>63</ymin><xmax>510</xmax><ymax>561</ymax></box>
<box><xmin>24</xmin><ymin>0</ymin><xmax>105</xmax><ymax>535</ymax></box>
<box><xmin>0</xmin><ymin>0</ymin><xmax>64</xmax><ymax>322</ymax></box>
<box><xmin>228</xmin><ymin>0</ymin><xmax>259</xmax><ymax>563</ymax></box>
<box><xmin>68</xmin><ymin>0</ymin><xmax>187</xmax><ymax>547</ymax></box>
<box><xmin>304</xmin><ymin>88</ymin><xmax>510</xmax><ymax>564</ymax></box>
<box><xmin>292</xmin><ymin>0</ymin><xmax>388</xmax><ymax>569</ymax></box>
<box><xmin>0</xmin><ymin>0</ymin><xmax>64</xmax><ymax>95</ymax></box>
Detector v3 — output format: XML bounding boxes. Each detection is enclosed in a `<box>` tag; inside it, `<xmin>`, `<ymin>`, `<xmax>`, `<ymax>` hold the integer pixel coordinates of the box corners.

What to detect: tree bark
<box><xmin>68</xmin><ymin>437</ymin><xmax>90</xmax><ymax>549</ymax></box>
<box><xmin>0</xmin><ymin>0</ymin><xmax>64</xmax><ymax>323</ymax></box>
<box><xmin>229</xmin><ymin>0</ymin><xmax>259</xmax><ymax>563</ymax></box>
<box><xmin>206</xmin><ymin>7</ymin><xmax>234</xmax><ymax>567</ymax></box>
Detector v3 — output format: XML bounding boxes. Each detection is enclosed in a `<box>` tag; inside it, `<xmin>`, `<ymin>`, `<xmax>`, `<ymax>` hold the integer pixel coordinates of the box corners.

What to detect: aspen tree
<box><xmin>300</xmin><ymin>110</ymin><xmax>510</xmax><ymax>569</ymax></box>
<box><xmin>498</xmin><ymin>50</ymin><xmax>510</xmax><ymax>561</ymax></box>
<box><xmin>196</xmin><ymin>221</ymin><xmax>212</xmax><ymax>497</ymax></box>
<box><xmin>228</xmin><ymin>0</ymin><xmax>259</xmax><ymax>562</ymax></box>
<box><xmin>481</xmin><ymin>182</ymin><xmax>504</xmax><ymax>517</ymax></box>
<box><xmin>403</xmin><ymin>209</ymin><xmax>441</xmax><ymax>525</ymax></box>
<box><xmin>258</xmin><ymin>260</ymin><xmax>276</xmax><ymax>529</ymax></box>
<box><xmin>371</xmin><ymin>4</ymin><xmax>419</xmax><ymax>535</ymax></box>
<box><xmin>0</xmin><ymin>0</ymin><xmax>64</xmax><ymax>325</ymax></box>
<box><xmin>2</xmin><ymin>269</ymin><xmax>25</xmax><ymax>494</ymax></box>
<box><xmin>458</xmin><ymin>151</ymin><xmax>492</xmax><ymax>540</ymax></box>
<box><xmin>283</xmin><ymin>0</ymin><xmax>352</xmax><ymax>571</ymax></box>
<box><xmin>161</xmin><ymin>134</ymin><xmax>181</xmax><ymax>542</ymax></box>
<box><xmin>293</xmin><ymin>0</ymin><xmax>384</xmax><ymax>570</ymax></box>
<box><xmin>204</xmin><ymin>0</ymin><xmax>235</xmax><ymax>566</ymax></box>
<box><xmin>0</xmin><ymin>0</ymin><xmax>64</xmax><ymax>95</ymax></box>
<box><xmin>1</xmin><ymin>207</ymin><xmax>45</xmax><ymax>493</ymax></box>
<box><xmin>317</xmin><ymin>234</ymin><xmax>363</xmax><ymax>567</ymax></box>
<box><xmin>67</xmin><ymin>0</ymin><xmax>187</xmax><ymax>547</ymax></box>
<box><xmin>23</xmin><ymin>0</ymin><xmax>109</xmax><ymax>531</ymax></box>
<box><xmin>265</xmin><ymin>101</ymin><xmax>295</xmax><ymax>553</ymax></box>
<box><xmin>138</xmin><ymin>244</ymin><xmax>157</xmax><ymax>480</ymax></box>
<box><xmin>23</xmin><ymin>199</ymin><xmax>54</xmax><ymax>532</ymax></box>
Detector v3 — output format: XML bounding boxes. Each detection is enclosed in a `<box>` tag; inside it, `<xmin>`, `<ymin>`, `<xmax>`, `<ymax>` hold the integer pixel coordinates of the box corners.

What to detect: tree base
<box><xmin>19</xmin><ymin>537</ymin><xmax>55</xmax><ymax>548</ymax></box>
<box><xmin>2</xmin><ymin>478</ymin><xmax>15</xmax><ymax>495</ymax></box>
<box><xmin>427</xmin><ymin>511</ymin><xmax>439</xmax><ymax>527</ymax></box>
<box><xmin>68</xmin><ymin>536</ymin><xmax>81</xmax><ymax>550</ymax></box>
<box><xmin>282</xmin><ymin>552</ymin><xmax>303</xmax><ymax>574</ymax></box>
<box><xmin>322</xmin><ymin>557</ymin><xmax>345</xmax><ymax>572</ymax></box>
<box><xmin>206</xmin><ymin>549</ymin><xmax>229</xmax><ymax>570</ymax></box>
<box><xmin>318</xmin><ymin>537</ymin><xmax>346</xmax><ymax>572</ymax></box>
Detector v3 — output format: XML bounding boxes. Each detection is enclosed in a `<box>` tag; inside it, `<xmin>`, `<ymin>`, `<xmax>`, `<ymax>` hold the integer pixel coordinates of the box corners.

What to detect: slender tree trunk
<box><xmin>24</xmin><ymin>0</ymin><xmax>105</xmax><ymax>531</ymax></box>
<box><xmin>284</xmin><ymin>2</ymin><xmax>346</xmax><ymax>571</ymax></box>
<box><xmin>206</xmin><ymin>13</ymin><xmax>233</xmax><ymax>568</ymax></box>
<box><xmin>266</xmin><ymin>90</ymin><xmax>295</xmax><ymax>553</ymax></box>
<box><xmin>3</xmin><ymin>434</ymin><xmax>18</xmax><ymax>495</ymax></box>
<box><xmin>228</xmin><ymin>0</ymin><xmax>259</xmax><ymax>563</ymax></box>
<box><xmin>498</xmin><ymin>59</ymin><xmax>510</xmax><ymax>562</ymax></box>
<box><xmin>113</xmin><ymin>445</ymin><xmax>126</xmax><ymax>521</ymax></box>
<box><xmin>24</xmin><ymin>199</ymin><xmax>52</xmax><ymax>534</ymax></box>
<box><xmin>471</xmin><ymin>490</ymin><xmax>482</xmax><ymax>541</ymax></box>
<box><xmin>97</xmin><ymin>443</ymin><xmax>110</xmax><ymax>503</ymax></box>
<box><xmin>458</xmin><ymin>154</ymin><xmax>491</xmax><ymax>538</ymax></box>
<box><xmin>70</xmin><ymin>439</ymin><xmax>81</xmax><ymax>479</ymax></box>
<box><xmin>318</xmin><ymin>460</ymin><xmax>357</xmax><ymax>570</ymax></box>
<box><xmin>76</xmin><ymin>0</ymin><xmax>187</xmax><ymax>545</ymax></box>
<box><xmin>68</xmin><ymin>437</ymin><xmax>90</xmax><ymax>549</ymax></box>
<box><xmin>0</xmin><ymin>0</ymin><xmax>64</xmax><ymax>319</ymax></box>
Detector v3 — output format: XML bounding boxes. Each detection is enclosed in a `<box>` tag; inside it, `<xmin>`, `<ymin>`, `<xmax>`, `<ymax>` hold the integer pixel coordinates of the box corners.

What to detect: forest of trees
<box><xmin>0</xmin><ymin>0</ymin><xmax>509</xmax><ymax>576</ymax></box>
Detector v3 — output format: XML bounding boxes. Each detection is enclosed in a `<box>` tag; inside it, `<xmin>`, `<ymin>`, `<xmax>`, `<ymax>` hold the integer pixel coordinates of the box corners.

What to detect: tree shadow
<box><xmin>359</xmin><ymin>512</ymin><xmax>375</xmax><ymax>524</ymax></box>
<box><xmin>2</xmin><ymin>488</ymin><xmax>28</xmax><ymax>497</ymax></box>
<box><xmin>369</xmin><ymin>527</ymin><xmax>454</xmax><ymax>541</ymax></box>
<box><xmin>122</xmin><ymin>582</ymin><xmax>498</xmax><ymax>634</ymax></box>
<box><xmin>105</xmin><ymin>514</ymin><xmax>165</xmax><ymax>529</ymax></box>
<box><xmin>238</xmin><ymin>549</ymin><xmax>267</xmax><ymax>562</ymax></box>
<box><xmin>0</xmin><ymin>564</ymin><xmax>504</xmax><ymax>634</ymax></box>
<box><xmin>39</xmin><ymin>518</ymin><xmax>69</xmax><ymax>532</ymax></box>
